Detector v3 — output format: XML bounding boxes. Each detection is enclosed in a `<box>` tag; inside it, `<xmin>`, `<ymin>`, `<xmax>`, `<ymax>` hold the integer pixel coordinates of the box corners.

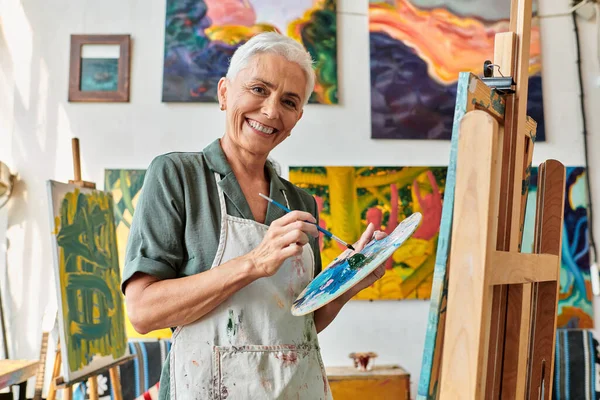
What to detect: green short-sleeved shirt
<box><xmin>121</xmin><ymin>138</ymin><xmax>322</xmax><ymax>400</ymax></box>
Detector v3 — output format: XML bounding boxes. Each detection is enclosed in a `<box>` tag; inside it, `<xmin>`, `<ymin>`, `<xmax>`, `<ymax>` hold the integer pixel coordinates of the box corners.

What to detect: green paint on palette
<box><xmin>347</xmin><ymin>253</ymin><xmax>367</xmax><ymax>270</ymax></box>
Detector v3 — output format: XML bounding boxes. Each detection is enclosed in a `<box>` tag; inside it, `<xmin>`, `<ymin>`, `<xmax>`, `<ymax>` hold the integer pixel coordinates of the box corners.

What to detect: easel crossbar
<box><xmin>488</xmin><ymin>252</ymin><xmax>560</xmax><ymax>285</ymax></box>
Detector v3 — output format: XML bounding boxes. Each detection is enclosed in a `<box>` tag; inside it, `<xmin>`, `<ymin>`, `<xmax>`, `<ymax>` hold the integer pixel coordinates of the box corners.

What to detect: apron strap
<box><xmin>213</xmin><ymin>172</ymin><xmax>228</xmax><ymax>217</ymax></box>
<box><xmin>212</xmin><ymin>172</ymin><xmax>229</xmax><ymax>269</ymax></box>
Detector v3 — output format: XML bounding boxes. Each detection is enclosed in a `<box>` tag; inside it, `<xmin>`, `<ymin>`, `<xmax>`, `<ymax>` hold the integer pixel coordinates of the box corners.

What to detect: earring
<box><xmin>219</xmin><ymin>104</ymin><xmax>225</xmax><ymax>110</ymax></box>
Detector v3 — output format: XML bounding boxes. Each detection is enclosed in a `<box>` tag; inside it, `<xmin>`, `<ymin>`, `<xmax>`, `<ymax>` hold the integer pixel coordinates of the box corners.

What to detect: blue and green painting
<box><xmin>161</xmin><ymin>0</ymin><xmax>337</xmax><ymax>104</ymax></box>
<box><xmin>521</xmin><ymin>166</ymin><xmax>594</xmax><ymax>328</ymax></box>
<box><xmin>291</xmin><ymin>212</ymin><xmax>422</xmax><ymax>316</ymax></box>
<box><xmin>47</xmin><ymin>180</ymin><xmax>128</xmax><ymax>381</ymax></box>
<box><xmin>80</xmin><ymin>58</ymin><xmax>119</xmax><ymax>91</ymax></box>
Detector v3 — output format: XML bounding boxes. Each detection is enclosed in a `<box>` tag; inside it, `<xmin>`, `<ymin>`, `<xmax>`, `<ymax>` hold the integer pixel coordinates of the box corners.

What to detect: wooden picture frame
<box><xmin>68</xmin><ymin>34</ymin><xmax>131</xmax><ymax>102</ymax></box>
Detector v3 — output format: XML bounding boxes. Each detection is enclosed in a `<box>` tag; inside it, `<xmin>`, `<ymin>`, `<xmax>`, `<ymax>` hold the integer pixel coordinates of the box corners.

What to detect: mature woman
<box><xmin>122</xmin><ymin>32</ymin><xmax>386</xmax><ymax>400</ymax></box>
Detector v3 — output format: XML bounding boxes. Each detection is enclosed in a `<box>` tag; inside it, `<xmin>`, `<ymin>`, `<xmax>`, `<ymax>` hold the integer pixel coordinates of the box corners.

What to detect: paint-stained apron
<box><xmin>170</xmin><ymin>173</ymin><xmax>332</xmax><ymax>399</ymax></box>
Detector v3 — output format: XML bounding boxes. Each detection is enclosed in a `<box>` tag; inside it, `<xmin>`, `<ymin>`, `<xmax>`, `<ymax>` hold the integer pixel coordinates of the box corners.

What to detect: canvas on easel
<box><xmin>418</xmin><ymin>0</ymin><xmax>566</xmax><ymax>397</ymax></box>
<box><xmin>47</xmin><ymin>180</ymin><xmax>129</xmax><ymax>383</ymax></box>
<box><xmin>104</xmin><ymin>169</ymin><xmax>172</xmax><ymax>339</ymax></box>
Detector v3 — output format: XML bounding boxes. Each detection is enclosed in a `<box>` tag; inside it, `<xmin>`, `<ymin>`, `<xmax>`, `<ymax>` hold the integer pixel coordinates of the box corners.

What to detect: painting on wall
<box><xmin>80</xmin><ymin>59</ymin><xmax>119</xmax><ymax>92</ymax></box>
<box><xmin>47</xmin><ymin>181</ymin><xmax>129</xmax><ymax>382</ymax></box>
<box><xmin>369</xmin><ymin>0</ymin><xmax>545</xmax><ymax>141</ymax></box>
<box><xmin>104</xmin><ymin>170</ymin><xmax>172</xmax><ymax>339</ymax></box>
<box><xmin>289</xmin><ymin>166</ymin><xmax>446</xmax><ymax>300</ymax></box>
<box><xmin>68</xmin><ymin>34</ymin><xmax>131</xmax><ymax>102</ymax></box>
<box><xmin>522</xmin><ymin>166</ymin><xmax>594</xmax><ymax>328</ymax></box>
<box><xmin>162</xmin><ymin>0</ymin><xmax>338</xmax><ymax>104</ymax></box>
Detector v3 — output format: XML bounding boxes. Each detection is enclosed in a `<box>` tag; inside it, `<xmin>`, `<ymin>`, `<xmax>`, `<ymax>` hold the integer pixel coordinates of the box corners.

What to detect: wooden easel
<box><xmin>436</xmin><ymin>0</ymin><xmax>566</xmax><ymax>398</ymax></box>
<box><xmin>45</xmin><ymin>138</ymin><xmax>131</xmax><ymax>400</ymax></box>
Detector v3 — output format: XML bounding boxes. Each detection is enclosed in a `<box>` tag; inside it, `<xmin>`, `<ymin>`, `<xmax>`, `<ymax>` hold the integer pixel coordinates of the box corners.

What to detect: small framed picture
<box><xmin>68</xmin><ymin>34</ymin><xmax>131</xmax><ymax>102</ymax></box>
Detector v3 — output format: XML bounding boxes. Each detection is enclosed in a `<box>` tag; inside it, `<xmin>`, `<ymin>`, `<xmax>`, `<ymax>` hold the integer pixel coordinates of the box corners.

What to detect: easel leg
<box><xmin>109</xmin><ymin>367</ymin><xmax>123</xmax><ymax>400</ymax></box>
<box><xmin>88</xmin><ymin>377</ymin><xmax>98</xmax><ymax>400</ymax></box>
<box><xmin>46</xmin><ymin>345</ymin><xmax>74</xmax><ymax>400</ymax></box>
<box><xmin>46</xmin><ymin>350</ymin><xmax>62</xmax><ymax>400</ymax></box>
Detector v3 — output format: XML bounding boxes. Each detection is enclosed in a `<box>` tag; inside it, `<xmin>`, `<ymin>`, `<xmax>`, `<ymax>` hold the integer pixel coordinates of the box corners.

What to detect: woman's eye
<box><xmin>284</xmin><ymin>100</ymin><xmax>297</xmax><ymax>108</ymax></box>
<box><xmin>252</xmin><ymin>86</ymin><xmax>265</xmax><ymax>94</ymax></box>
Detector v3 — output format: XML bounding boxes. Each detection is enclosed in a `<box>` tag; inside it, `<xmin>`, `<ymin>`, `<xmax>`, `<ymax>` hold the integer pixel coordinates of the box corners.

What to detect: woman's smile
<box><xmin>246</xmin><ymin>118</ymin><xmax>279</xmax><ymax>136</ymax></box>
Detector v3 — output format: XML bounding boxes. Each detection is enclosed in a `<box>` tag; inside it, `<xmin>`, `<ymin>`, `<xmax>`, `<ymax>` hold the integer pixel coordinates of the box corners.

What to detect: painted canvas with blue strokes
<box><xmin>521</xmin><ymin>166</ymin><xmax>594</xmax><ymax>328</ymax></box>
<box><xmin>292</xmin><ymin>212</ymin><xmax>422</xmax><ymax>316</ymax></box>
<box><xmin>162</xmin><ymin>0</ymin><xmax>337</xmax><ymax>104</ymax></box>
<box><xmin>47</xmin><ymin>181</ymin><xmax>129</xmax><ymax>382</ymax></box>
<box><xmin>369</xmin><ymin>0</ymin><xmax>545</xmax><ymax>141</ymax></box>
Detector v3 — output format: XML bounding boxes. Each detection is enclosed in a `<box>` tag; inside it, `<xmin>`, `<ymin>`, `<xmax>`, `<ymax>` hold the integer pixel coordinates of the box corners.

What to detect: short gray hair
<box><xmin>226</xmin><ymin>32</ymin><xmax>315</xmax><ymax>105</ymax></box>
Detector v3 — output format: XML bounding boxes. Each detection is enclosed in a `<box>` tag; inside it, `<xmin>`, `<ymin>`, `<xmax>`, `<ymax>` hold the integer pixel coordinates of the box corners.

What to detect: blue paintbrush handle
<box><xmin>266</xmin><ymin>196</ymin><xmax>328</xmax><ymax>234</ymax></box>
<box><xmin>260</xmin><ymin>193</ymin><xmax>353</xmax><ymax>249</ymax></box>
<box><xmin>270</xmin><ymin>199</ymin><xmax>331</xmax><ymax>233</ymax></box>
<box><xmin>268</xmin><ymin>197</ymin><xmax>292</xmax><ymax>213</ymax></box>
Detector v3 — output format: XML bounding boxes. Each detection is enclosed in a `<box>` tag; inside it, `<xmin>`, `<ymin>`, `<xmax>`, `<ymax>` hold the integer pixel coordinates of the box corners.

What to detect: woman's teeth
<box><xmin>248</xmin><ymin>119</ymin><xmax>275</xmax><ymax>135</ymax></box>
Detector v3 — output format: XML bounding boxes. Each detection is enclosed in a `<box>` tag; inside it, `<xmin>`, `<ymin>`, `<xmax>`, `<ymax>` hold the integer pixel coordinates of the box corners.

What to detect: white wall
<box><xmin>1</xmin><ymin>0</ymin><xmax>600</xmax><ymax>397</ymax></box>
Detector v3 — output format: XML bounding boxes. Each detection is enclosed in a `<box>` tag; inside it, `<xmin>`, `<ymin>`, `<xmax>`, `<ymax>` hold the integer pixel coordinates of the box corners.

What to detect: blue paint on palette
<box><xmin>291</xmin><ymin>212</ymin><xmax>422</xmax><ymax>316</ymax></box>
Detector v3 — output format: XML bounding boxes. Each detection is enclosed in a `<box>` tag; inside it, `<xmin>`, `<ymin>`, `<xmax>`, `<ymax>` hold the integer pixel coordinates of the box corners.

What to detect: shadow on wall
<box><xmin>1</xmin><ymin>0</ymin><xmax>63</xmax><ymax>379</ymax></box>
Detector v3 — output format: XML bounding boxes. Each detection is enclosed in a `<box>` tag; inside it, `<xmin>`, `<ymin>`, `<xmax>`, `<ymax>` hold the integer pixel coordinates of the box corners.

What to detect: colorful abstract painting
<box><xmin>104</xmin><ymin>170</ymin><xmax>172</xmax><ymax>339</ymax></box>
<box><xmin>47</xmin><ymin>181</ymin><xmax>129</xmax><ymax>382</ymax></box>
<box><xmin>522</xmin><ymin>166</ymin><xmax>594</xmax><ymax>328</ymax></box>
<box><xmin>292</xmin><ymin>212</ymin><xmax>422</xmax><ymax>315</ymax></box>
<box><xmin>289</xmin><ymin>166</ymin><xmax>446</xmax><ymax>300</ymax></box>
<box><xmin>162</xmin><ymin>0</ymin><xmax>337</xmax><ymax>104</ymax></box>
<box><xmin>369</xmin><ymin>0</ymin><xmax>545</xmax><ymax>141</ymax></box>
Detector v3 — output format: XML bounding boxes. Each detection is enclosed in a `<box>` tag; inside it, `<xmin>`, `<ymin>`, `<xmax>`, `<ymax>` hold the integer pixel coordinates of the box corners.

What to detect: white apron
<box><xmin>169</xmin><ymin>173</ymin><xmax>332</xmax><ymax>399</ymax></box>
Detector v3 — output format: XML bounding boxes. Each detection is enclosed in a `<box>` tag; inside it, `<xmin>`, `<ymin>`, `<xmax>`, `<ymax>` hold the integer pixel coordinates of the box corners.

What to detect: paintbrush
<box><xmin>259</xmin><ymin>193</ymin><xmax>355</xmax><ymax>251</ymax></box>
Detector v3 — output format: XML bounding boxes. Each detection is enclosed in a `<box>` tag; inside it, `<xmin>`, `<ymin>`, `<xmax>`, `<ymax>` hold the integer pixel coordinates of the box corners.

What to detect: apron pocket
<box><xmin>213</xmin><ymin>344</ymin><xmax>328</xmax><ymax>400</ymax></box>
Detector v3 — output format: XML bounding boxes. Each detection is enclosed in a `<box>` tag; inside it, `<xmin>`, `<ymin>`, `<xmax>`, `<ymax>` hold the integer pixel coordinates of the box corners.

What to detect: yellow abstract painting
<box><xmin>47</xmin><ymin>181</ymin><xmax>129</xmax><ymax>382</ymax></box>
<box><xmin>289</xmin><ymin>166</ymin><xmax>446</xmax><ymax>300</ymax></box>
<box><xmin>105</xmin><ymin>170</ymin><xmax>172</xmax><ymax>339</ymax></box>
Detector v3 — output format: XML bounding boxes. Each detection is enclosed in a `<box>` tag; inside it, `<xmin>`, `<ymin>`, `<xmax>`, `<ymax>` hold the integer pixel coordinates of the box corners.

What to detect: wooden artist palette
<box><xmin>291</xmin><ymin>212</ymin><xmax>422</xmax><ymax>316</ymax></box>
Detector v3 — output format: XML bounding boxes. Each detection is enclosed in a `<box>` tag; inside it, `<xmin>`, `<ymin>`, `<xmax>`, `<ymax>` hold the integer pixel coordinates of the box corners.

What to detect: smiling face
<box><xmin>217</xmin><ymin>52</ymin><xmax>307</xmax><ymax>158</ymax></box>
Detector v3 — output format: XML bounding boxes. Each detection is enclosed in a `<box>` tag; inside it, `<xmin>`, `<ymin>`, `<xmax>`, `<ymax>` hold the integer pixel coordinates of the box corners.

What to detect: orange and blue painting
<box><xmin>289</xmin><ymin>166</ymin><xmax>446</xmax><ymax>300</ymax></box>
<box><xmin>522</xmin><ymin>167</ymin><xmax>594</xmax><ymax>328</ymax></box>
<box><xmin>104</xmin><ymin>169</ymin><xmax>172</xmax><ymax>339</ymax></box>
<box><xmin>369</xmin><ymin>0</ymin><xmax>545</xmax><ymax>141</ymax></box>
<box><xmin>47</xmin><ymin>181</ymin><xmax>129</xmax><ymax>382</ymax></box>
<box><xmin>162</xmin><ymin>0</ymin><xmax>337</xmax><ymax>104</ymax></box>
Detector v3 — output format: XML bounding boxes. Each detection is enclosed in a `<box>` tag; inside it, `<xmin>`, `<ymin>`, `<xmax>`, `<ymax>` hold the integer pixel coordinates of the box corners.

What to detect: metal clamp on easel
<box><xmin>481</xmin><ymin>60</ymin><xmax>516</xmax><ymax>94</ymax></box>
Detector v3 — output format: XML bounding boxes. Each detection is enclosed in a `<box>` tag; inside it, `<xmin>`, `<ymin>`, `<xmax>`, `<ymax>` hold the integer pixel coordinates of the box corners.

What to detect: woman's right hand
<box><xmin>247</xmin><ymin>211</ymin><xmax>319</xmax><ymax>278</ymax></box>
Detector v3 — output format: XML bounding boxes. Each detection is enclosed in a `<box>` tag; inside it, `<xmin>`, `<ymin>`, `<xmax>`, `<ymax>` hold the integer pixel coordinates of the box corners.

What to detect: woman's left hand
<box><xmin>345</xmin><ymin>223</ymin><xmax>388</xmax><ymax>295</ymax></box>
<box><xmin>315</xmin><ymin>223</ymin><xmax>390</xmax><ymax>332</ymax></box>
